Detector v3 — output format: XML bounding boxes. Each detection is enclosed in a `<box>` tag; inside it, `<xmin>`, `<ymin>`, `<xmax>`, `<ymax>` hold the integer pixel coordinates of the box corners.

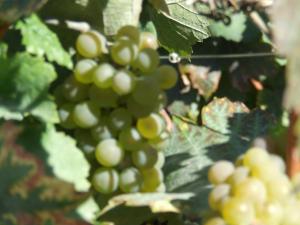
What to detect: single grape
<box><xmin>149</xmin><ymin>131</ymin><xmax>170</xmax><ymax>151</ymax></box>
<box><xmin>137</xmin><ymin>113</ymin><xmax>164</xmax><ymax>139</ymax></box>
<box><xmin>91</xmin><ymin>117</ymin><xmax>117</xmax><ymax>142</ymax></box>
<box><xmin>251</xmin><ymin>161</ymin><xmax>280</xmax><ymax>183</ymax></box>
<box><xmin>141</xmin><ymin>167</ymin><xmax>163</xmax><ymax>192</ymax></box>
<box><xmin>258</xmin><ymin>201</ymin><xmax>283</xmax><ymax>225</ymax></box>
<box><xmin>154</xmin><ymin>151</ymin><xmax>165</xmax><ymax>169</ymax></box>
<box><xmin>204</xmin><ymin>217</ymin><xmax>226</xmax><ymax>225</ymax></box>
<box><xmin>95</xmin><ymin>138</ymin><xmax>124</xmax><ymax>167</ymax></box>
<box><xmin>209</xmin><ymin>184</ymin><xmax>231</xmax><ymax>211</ymax></box>
<box><xmin>208</xmin><ymin>160</ymin><xmax>235</xmax><ymax>185</ymax></box>
<box><xmin>126</xmin><ymin>96</ymin><xmax>157</xmax><ymax>118</ymax></box>
<box><xmin>112</xmin><ymin>70</ymin><xmax>136</xmax><ymax>95</ymax></box>
<box><xmin>132</xmin><ymin>76</ymin><xmax>160</xmax><ymax>106</ymax></box>
<box><xmin>73</xmin><ymin>101</ymin><xmax>100</xmax><ymax>128</ymax></box>
<box><xmin>74</xmin><ymin>129</ymin><xmax>96</xmax><ymax>155</ymax></box>
<box><xmin>119</xmin><ymin>127</ymin><xmax>144</xmax><ymax>151</ymax></box>
<box><xmin>132</xmin><ymin>146</ymin><xmax>158</xmax><ymax>169</ymax></box>
<box><xmin>155</xmin><ymin>65</ymin><xmax>178</xmax><ymax>89</ymax></box>
<box><xmin>221</xmin><ymin>197</ymin><xmax>255</xmax><ymax>225</ymax></box>
<box><xmin>243</xmin><ymin>147</ymin><xmax>270</xmax><ymax>170</ymax></box>
<box><xmin>62</xmin><ymin>76</ymin><xmax>89</xmax><ymax>102</ymax></box>
<box><xmin>58</xmin><ymin>103</ymin><xmax>76</xmax><ymax>129</ymax></box>
<box><xmin>111</xmin><ymin>39</ymin><xmax>138</xmax><ymax>66</ymax></box>
<box><xmin>76</xmin><ymin>30</ymin><xmax>107</xmax><ymax>58</ymax></box>
<box><xmin>139</xmin><ymin>32</ymin><xmax>158</xmax><ymax>50</ymax></box>
<box><xmin>270</xmin><ymin>154</ymin><xmax>286</xmax><ymax>173</ymax></box>
<box><xmin>116</xmin><ymin>25</ymin><xmax>140</xmax><ymax>44</ymax></box>
<box><xmin>226</xmin><ymin>166</ymin><xmax>250</xmax><ymax>189</ymax></box>
<box><xmin>89</xmin><ymin>85</ymin><xmax>118</xmax><ymax>108</ymax></box>
<box><xmin>74</xmin><ymin>59</ymin><xmax>97</xmax><ymax>84</ymax></box>
<box><xmin>108</xmin><ymin>108</ymin><xmax>132</xmax><ymax>131</ymax></box>
<box><xmin>93</xmin><ymin>63</ymin><xmax>116</xmax><ymax>88</ymax></box>
<box><xmin>132</xmin><ymin>48</ymin><xmax>160</xmax><ymax>73</ymax></box>
<box><xmin>92</xmin><ymin>167</ymin><xmax>119</xmax><ymax>194</ymax></box>
<box><xmin>119</xmin><ymin>167</ymin><xmax>142</xmax><ymax>193</ymax></box>
<box><xmin>266</xmin><ymin>175</ymin><xmax>291</xmax><ymax>201</ymax></box>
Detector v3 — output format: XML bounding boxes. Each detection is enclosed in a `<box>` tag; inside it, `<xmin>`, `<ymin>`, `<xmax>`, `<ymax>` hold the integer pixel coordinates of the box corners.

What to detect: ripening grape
<box><xmin>119</xmin><ymin>167</ymin><xmax>142</xmax><ymax>193</ymax></box>
<box><xmin>92</xmin><ymin>167</ymin><xmax>119</xmax><ymax>194</ymax></box>
<box><xmin>149</xmin><ymin>131</ymin><xmax>170</xmax><ymax>151</ymax></box>
<box><xmin>156</xmin><ymin>65</ymin><xmax>178</xmax><ymax>89</ymax></box>
<box><xmin>95</xmin><ymin>138</ymin><xmax>124</xmax><ymax>167</ymax></box>
<box><xmin>251</xmin><ymin>161</ymin><xmax>279</xmax><ymax>183</ymax></box>
<box><xmin>137</xmin><ymin>113</ymin><xmax>164</xmax><ymax>139</ymax></box>
<box><xmin>281</xmin><ymin>198</ymin><xmax>300</xmax><ymax>225</ymax></box>
<box><xmin>76</xmin><ymin>30</ymin><xmax>107</xmax><ymax>58</ymax></box>
<box><xmin>139</xmin><ymin>32</ymin><xmax>158</xmax><ymax>50</ymax></box>
<box><xmin>132</xmin><ymin>146</ymin><xmax>158</xmax><ymax>169</ymax></box>
<box><xmin>204</xmin><ymin>217</ymin><xmax>226</xmax><ymax>225</ymax></box>
<box><xmin>132</xmin><ymin>48</ymin><xmax>159</xmax><ymax>73</ymax></box>
<box><xmin>58</xmin><ymin>103</ymin><xmax>76</xmax><ymax>129</ymax></box>
<box><xmin>257</xmin><ymin>201</ymin><xmax>283</xmax><ymax>225</ymax></box>
<box><xmin>141</xmin><ymin>167</ymin><xmax>163</xmax><ymax>192</ymax></box>
<box><xmin>62</xmin><ymin>76</ymin><xmax>89</xmax><ymax>102</ymax></box>
<box><xmin>108</xmin><ymin>108</ymin><xmax>132</xmax><ymax>131</ymax></box>
<box><xmin>89</xmin><ymin>85</ymin><xmax>118</xmax><ymax>108</ymax></box>
<box><xmin>111</xmin><ymin>39</ymin><xmax>138</xmax><ymax>66</ymax></box>
<box><xmin>243</xmin><ymin>147</ymin><xmax>269</xmax><ymax>170</ymax></box>
<box><xmin>93</xmin><ymin>63</ymin><xmax>116</xmax><ymax>88</ymax></box>
<box><xmin>208</xmin><ymin>184</ymin><xmax>231</xmax><ymax>211</ymax></box>
<box><xmin>116</xmin><ymin>25</ymin><xmax>140</xmax><ymax>44</ymax></box>
<box><xmin>226</xmin><ymin>166</ymin><xmax>249</xmax><ymax>189</ymax></box>
<box><xmin>155</xmin><ymin>183</ymin><xmax>166</xmax><ymax>193</ymax></box>
<box><xmin>270</xmin><ymin>154</ymin><xmax>286</xmax><ymax>173</ymax></box>
<box><xmin>155</xmin><ymin>151</ymin><xmax>165</xmax><ymax>169</ymax></box>
<box><xmin>208</xmin><ymin>160</ymin><xmax>235</xmax><ymax>185</ymax></box>
<box><xmin>112</xmin><ymin>70</ymin><xmax>136</xmax><ymax>95</ymax></box>
<box><xmin>266</xmin><ymin>175</ymin><xmax>291</xmax><ymax>201</ymax></box>
<box><xmin>119</xmin><ymin>127</ymin><xmax>144</xmax><ymax>151</ymax></box>
<box><xmin>73</xmin><ymin>101</ymin><xmax>100</xmax><ymax>128</ymax></box>
<box><xmin>74</xmin><ymin>59</ymin><xmax>97</xmax><ymax>84</ymax></box>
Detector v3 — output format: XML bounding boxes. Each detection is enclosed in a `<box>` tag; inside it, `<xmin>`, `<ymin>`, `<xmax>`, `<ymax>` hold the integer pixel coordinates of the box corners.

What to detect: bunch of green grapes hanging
<box><xmin>55</xmin><ymin>26</ymin><xmax>178</xmax><ymax>194</ymax></box>
<box><xmin>204</xmin><ymin>147</ymin><xmax>300</xmax><ymax>225</ymax></box>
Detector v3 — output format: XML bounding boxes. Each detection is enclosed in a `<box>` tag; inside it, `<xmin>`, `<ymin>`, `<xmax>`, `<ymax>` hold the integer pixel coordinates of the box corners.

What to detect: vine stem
<box><xmin>287</xmin><ymin>111</ymin><xmax>300</xmax><ymax>177</ymax></box>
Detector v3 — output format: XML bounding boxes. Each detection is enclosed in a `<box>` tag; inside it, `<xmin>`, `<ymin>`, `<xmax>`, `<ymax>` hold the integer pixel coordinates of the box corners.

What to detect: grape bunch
<box><xmin>55</xmin><ymin>26</ymin><xmax>178</xmax><ymax>194</ymax></box>
<box><xmin>204</xmin><ymin>147</ymin><xmax>300</xmax><ymax>225</ymax></box>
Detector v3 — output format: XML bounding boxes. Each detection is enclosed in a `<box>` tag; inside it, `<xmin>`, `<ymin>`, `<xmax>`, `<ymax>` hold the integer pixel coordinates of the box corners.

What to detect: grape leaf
<box><xmin>0</xmin><ymin>42</ymin><xmax>7</xmax><ymax>58</ymax></box>
<box><xmin>0</xmin><ymin>53</ymin><xmax>57</xmax><ymax>122</ymax></box>
<box><xmin>16</xmin><ymin>14</ymin><xmax>73</xmax><ymax>69</ymax></box>
<box><xmin>30</xmin><ymin>97</ymin><xmax>59</xmax><ymax>123</ymax></box>
<box><xmin>164</xmin><ymin>97</ymin><xmax>271</xmax><ymax>215</ymax></box>
<box><xmin>148</xmin><ymin>1</ymin><xmax>210</xmax><ymax>56</ymax></box>
<box><xmin>102</xmin><ymin>0</ymin><xmax>143</xmax><ymax>35</ymax></box>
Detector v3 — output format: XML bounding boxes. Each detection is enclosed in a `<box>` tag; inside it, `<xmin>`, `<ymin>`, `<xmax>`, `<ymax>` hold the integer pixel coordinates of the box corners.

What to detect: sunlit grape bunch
<box><xmin>55</xmin><ymin>25</ymin><xmax>178</xmax><ymax>195</ymax></box>
<box><xmin>204</xmin><ymin>147</ymin><xmax>300</xmax><ymax>225</ymax></box>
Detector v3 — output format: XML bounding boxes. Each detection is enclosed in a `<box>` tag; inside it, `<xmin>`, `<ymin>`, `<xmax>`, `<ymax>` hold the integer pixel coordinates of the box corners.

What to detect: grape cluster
<box><xmin>204</xmin><ymin>147</ymin><xmax>300</xmax><ymax>225</ymax></box>
<box><xmin>55</xmin><ymin>26</ymin><xmax>178</xmax><ymax>194</ymax></box>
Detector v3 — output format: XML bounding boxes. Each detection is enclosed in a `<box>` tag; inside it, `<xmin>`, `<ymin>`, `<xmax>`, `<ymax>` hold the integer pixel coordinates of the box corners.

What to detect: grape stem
<box><xmin>287</xmin><ymin>110</ymin><xmax>300</xmax><ymax>177</ymax></box>
<box><xmin>160</xmin><ymin>109</ymin><xmax>173</xmax><ymax>132</ymax></box>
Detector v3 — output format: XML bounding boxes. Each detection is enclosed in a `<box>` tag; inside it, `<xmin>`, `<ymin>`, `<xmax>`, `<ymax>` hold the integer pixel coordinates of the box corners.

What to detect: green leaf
<box><xmin>16</xmin><ymin>14</ymin><xmax>73</xmax><ymax>69</ymax></box>
<box><xmin>30</xmin><ymin>96</ymin><xmax>59</xmax><ymax>123</ymax></box>
<box><xmin>0</xmin><ymin>42</ymin><xmax>7</xmax><ymax>59</ymax></box>
<box><xmin>209</xmin><ymin>11</ymin><xmax>247</xmax><ymax>42</ymax></box>
<box><xmin>148</xmin><ymin>1</ymin><xmax>210</xmax><ymax>56</ymax></box>
<box><xmin>103</xmin><ymin>0</ymin><xmax>143</xmax><ymax>36</ymax></box>
<box><xmin>41</xmin><ymin>124</ymin><xmax>90</xmax><ymax>192</ymax></box>
<box><xmin>0</xmin><ymin>53</ymin><xmax>57</xmax><ymax>122</ymax></box>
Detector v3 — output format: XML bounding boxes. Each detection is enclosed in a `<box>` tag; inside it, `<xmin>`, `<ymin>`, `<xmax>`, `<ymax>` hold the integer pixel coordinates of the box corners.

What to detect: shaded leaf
<box><xmin>30</xmin><ymin>97</ymin><xmax>59</xmax><ymax>123</ymax></box>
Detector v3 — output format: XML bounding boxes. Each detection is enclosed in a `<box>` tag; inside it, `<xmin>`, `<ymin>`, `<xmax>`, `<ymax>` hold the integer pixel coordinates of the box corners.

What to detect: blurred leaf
<box><xmin>30</xmin><ymin>96</ymin><xmax>59</xmax><ymax>123</ymax></box>
<box><xmin>0</xmin><ymin>42</ymin><xmax>7</xmax><ymax>58</ymax></box>
<box><xmin>103</xmin><ymin>0</ymin><xmax>143</xmax><ymax>35</ymax></box>
<box><xmin>0</xmin><ymin>53</ymin><xmax>57</xmax><ymax>122</ymax></box>
<box><xmin>16</xmin><ymin>14</ymin><xmax>73</xmax><ymax>69</ymax></box>
<box><xmin>148</xmin><ymin>1</ymin><xmax>210</xmax><ymax>56</ymax></box>
<box><xmin>209</xmin><ymin>11</ymin><xmax>247</xmax><ymax>42</ymax></box>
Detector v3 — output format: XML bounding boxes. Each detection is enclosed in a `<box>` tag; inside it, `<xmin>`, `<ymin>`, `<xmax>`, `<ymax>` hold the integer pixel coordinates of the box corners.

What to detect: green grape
<box><xmin>154</xmin><ymin>151</ymin><xmax>165</xmax><ymax>169</ymax></box>
<box><xmin>132</xmin><ymin>48</ymin><xmax>160</xmax><ymax>73</ymax></box>
<box><xmin>92</xmin><ymin>167</ymin><xmax>119</xmax><ymax>194</ymax></box>
<box><xmin>58</xmin><ymin>103</ymin><xmax>76</xmax><ymax>129</ymax></box>
<box><xmin>108</xmin><ymin>108</ymin><xmax>132</xmax><ymax>131</ymax></box>
<box><xmin>93</xmin><ymin>63</ymin><xmax>116</xmax><ymax>89</ymax></box>
<box><xmin>204</xmin><ymin>217</ymin><xmax>226</xmax><ymax>225</ymax></box>
<box><xmin>137</xmin><ymin>113</ymin><xmax>164</xmax><ymax>139</ymax></box>
<box><xmin>74</xmin><ymin>59</ymin><xmax>97</xmax><ymax>84</ymax></box>
<box><xmin>266</xmin><ymin>175</ymin><xmax>291</xmax><ymax>201</ymax></box>
<box><xmin>112</xmin><ymin>70</ymin><xmax>136</xmax><ymax>95</ymax></box>
<box><xmin>132</xmin><ymin>76</ymin><xmax>160</xmax><ymax>106</ymax></box>
<box><xmin>89</xmin><ymin>85</ymin><xmax>118</xmax><ymax>108</ymax></box>
<box><xmin>226</xmin><ymin>166</ymin><xmax>249</xmax><ymax>189</ymax></box>
<box><xmin>233</xmin><ymin>178</ymin><xmax>267</xmax><ymax>205</ymax></box>
<box><xmin>208</xmin><ymin>184</ymin><xmax>231</xmax><ymax>211</ymax></box>
<box><xmin>95</xmin><ymin>138</ymin><xmax>124</xmax><ymax>167</ymax></box>
<box><xmin>111</xmin><ymin>39</ymin><xmax>138</xmax><ymax>66</ymax></box>
<box><xmin>74</xmin><ymin>129</ymin><xmax>96</xmax><ymax>155</ymax></box>
<box><xmin>91</xmin><ymin>117</ymin><xmax>117</xmax><ymax>141</ymax></box>
<box><xmin>73</xmin><ymin>101</ymin><xmax>100</xmax><ymax>128</ymax></box>
<box><xmin>126</xmin><ymin>96</ymin><xmax>156</xmax><ymax>118</ymax></box>
<box><xmin>132</xmin><ymin>146</ymin><xmax>158</xmax><ymax>169</ymax></box>
<box><xmin>281</xmin><ymin>198</ymin><xmax>300</xmax><ymax>225</ymax></box>
<box><xmin>62</xmin><ymin>76</ymin><xmax>89</xmax><ymax>102</ymax></box>
<box><xmin>116</xmin><ymin>25</ymin><xmax>140</xmax><ymax>44</ymax></box>
<box><xmin>270</xmin><ymin>154</ymin><xmax>286</xmax><ymax>173</ymax></box>
<box><xmin>208</xmin><ymin>160</ymin><xmax>235</xmax><ymax>185</ymax></box>
<box><xmin>139</xmin><ymin>32</ymin><xmax>158</xmax><ymax>50</ymax></box>
<box><xmin>76</xmin><ymin>30</ymin><xmax>107</xmax><ymax>58</ymax></box>
<box><xmin>141</xmin><ymin>167</ymin><xmax>163</xmax><ymax>192</ymax></box>
<box><xmin>155</xmin><ymin>183</ymin><xmax>166</xmax><ymax>193</ymax></box>
<box><xmin>156</xmin><ymin>65</ymin><xmax>178</xmax><ymax>89</ymax></box>
<box><xmin>119</xmin><ymin>127</ymin><xmax>144</xmax><ymax>151</ymax></box>
<box><xmin>221</xmin><ymin>197</ymin><xmax>255</xmax><ymax>225</ymax></box>
<box><xmin>149</xmin><ymin>131</ymin><xmax>170</xmax><ymax>151</ymax></box>
<box><xmin>258</xmin><ymin>201</ymin><xmax>283</xmax><ymax>225</ymax></box>
<box><xmin>252</xmin><ymin>161</ymin><xmax>280</xmax><ymax>183</ymax></box>
<box><xmin>243</xmin><ymin>147</ymin><xmax>270</xmax><ymax>170</ymax></box>
<box><xmin>119</xmin><ymin>167</ymin><xmax>142</xmax><ymax>193</ymax></box>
